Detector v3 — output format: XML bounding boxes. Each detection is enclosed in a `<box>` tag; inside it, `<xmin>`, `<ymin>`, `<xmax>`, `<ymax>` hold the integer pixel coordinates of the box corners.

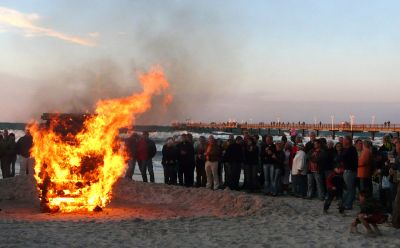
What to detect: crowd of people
<box><xmin>0</xmin><ymin>130</ymin><xmax>33</xmax><ymax>178</ymax></box>
<box><xmin>125</xmin><ymin>130</ymin><xmax>399</xmax><ymax>235</ymax></box>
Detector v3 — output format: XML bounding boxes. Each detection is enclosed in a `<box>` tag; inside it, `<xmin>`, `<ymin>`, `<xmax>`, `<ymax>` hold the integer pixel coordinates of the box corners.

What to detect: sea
<box><xmin>1</xmin><ymin>124</ymin><xmax>392</xmax><ymax>182</ymax></box>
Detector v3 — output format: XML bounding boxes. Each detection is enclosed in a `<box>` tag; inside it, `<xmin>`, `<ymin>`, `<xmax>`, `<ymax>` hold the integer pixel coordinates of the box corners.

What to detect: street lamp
<box><xmin>349</xmin><ymin>114</ymin><xmax>355</xmax><ymax>131</ymax></box>
<box><xmin>277</xmin><ymin>117</ymin><xmax>280</xmax><ymax>125</ymax></box>
<box><xmin>371</xmin><ymin>115</ymin><xmax>376</xmax><ymax>125</ymax></box>
<box><xmin>330</xmin><ymin>115</ymin><xmax>334</xmax><ymax>130</ymax></box>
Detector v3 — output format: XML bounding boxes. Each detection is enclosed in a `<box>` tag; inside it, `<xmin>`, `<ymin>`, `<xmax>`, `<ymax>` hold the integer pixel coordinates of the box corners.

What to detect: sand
<box><xmin>0</xmin><ymin>177</ymin><xmax>399</xmax><ymax>248</ymax></box>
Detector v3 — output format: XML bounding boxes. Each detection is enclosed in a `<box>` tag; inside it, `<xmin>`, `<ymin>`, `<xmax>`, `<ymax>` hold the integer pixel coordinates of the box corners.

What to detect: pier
<box><xmin>172</xmin><ymin>122</ymin><xmax>400</xmax><ymax>140</ymax></box>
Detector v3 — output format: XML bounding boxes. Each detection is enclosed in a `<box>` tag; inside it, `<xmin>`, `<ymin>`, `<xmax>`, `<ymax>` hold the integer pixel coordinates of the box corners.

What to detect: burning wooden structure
<box><xmin>38</xmin><ymin>113</ymin><xmax>104</xmax><ymax>212</ymax></box>
<box><xmin>28</xmin><ymin>66</ymin><xmax>172</xmax><ymax>213</ymax></box>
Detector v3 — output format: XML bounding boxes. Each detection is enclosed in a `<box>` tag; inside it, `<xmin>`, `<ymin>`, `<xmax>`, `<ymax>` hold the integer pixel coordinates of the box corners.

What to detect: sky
<box><xmin>0</xmin><ymin>0</ymin><xmax>399</xmax><ymax>124</ymax></box>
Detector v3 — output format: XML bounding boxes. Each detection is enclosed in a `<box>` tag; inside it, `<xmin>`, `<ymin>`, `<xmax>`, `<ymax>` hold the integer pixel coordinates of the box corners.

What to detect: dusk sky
<box><xmin>1</xmin><ymin>0</ymin><xmax>399</xmax><ymax>124</ymax></box>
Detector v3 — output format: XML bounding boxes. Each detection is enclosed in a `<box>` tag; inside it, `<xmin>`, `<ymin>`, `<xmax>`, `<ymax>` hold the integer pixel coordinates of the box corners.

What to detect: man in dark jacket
<box><xmin>305</xmin><ymin>131</ymin><xmax>317</xmax><ymax>154</ymax></box>
<box><xmin>194</xmin><ymin>136</ymin><xmax>207</xmax><ymax>187</ymax></box>
<box><xmin>124</xmin><ymin>132</ymin><xmax>139</xmax><ymax>180</ymax></box>
<box><xmin>7</xmin><ymin>133</ymin><xmax>17</xmax><ymax>177</ymax></box>
<box><xmin>224</xmin><ymin>136</ymin><xmax>244</xmax><ymax>190</ymax></box>
<box><xmin>244</xmin><ymin>137</ymin><xmax>259</xmax><ymax>192</ymax></box>
<box><xmin>16</xmin><ymin>129</ymin><xmax>34</xmax><ymax>176</ymax></box>
<box><xmin>262</xmin><ymin>135</ymin><xmax>276</xmax><ymax>194</ymax></box>
<box><xmin>176</xmin><ymin>134</ymin><xmax>195</xmax><ymax>187</ymax></box>
<box><xmin>162</xmin><ymin>138</ymin><xmax>179</xmax><ymax>185</ymax></box>
<box><xmin>136</xmin><ymin>131</ymin><xmax>157</xmax><ymax>183</ymax></box>
<box><xmin>307</xmin><ymin>139</ymin><xmax>329</xmax><ymax>200</ymax></box>
<box><xmin>1</xmin><ymin>130</ymin><xmax>16</xmax><ymax>178</ymax></box>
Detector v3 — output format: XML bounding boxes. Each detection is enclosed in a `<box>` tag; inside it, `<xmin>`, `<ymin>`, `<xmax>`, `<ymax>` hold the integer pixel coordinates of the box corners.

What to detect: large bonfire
<box><xmin>29</xmin><ymin>66</ymin><xmax>171</xmax><ymax>213</ymax></box>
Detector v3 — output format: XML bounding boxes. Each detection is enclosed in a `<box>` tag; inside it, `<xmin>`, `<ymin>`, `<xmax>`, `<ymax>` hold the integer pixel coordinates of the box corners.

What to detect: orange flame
<box><xmin>30</xmin><ymin>66</ymin><xmax>171</xmax><ymax>212</ymax></box>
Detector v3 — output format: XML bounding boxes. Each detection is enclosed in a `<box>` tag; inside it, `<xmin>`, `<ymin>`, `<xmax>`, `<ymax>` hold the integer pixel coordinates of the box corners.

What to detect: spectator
<box><xmin>355</xmin><ymin>139</ymin><xmax>363</xmax><ymax>157</ymax></box>
<box><xmin>16</xmin><ymin>129</ymin><xmax>34</xmax><ymax>176</ymax></box>
<box><xmin>306</xmin><ymin>139</ymin><xmax>326</xmax><ymax>200</ymax></box>
<box><xmin>262</xmin><ymin>135</ymin><xmax>276</xmax><ymax>195</ymax></box>
<box><xmin>162</xmin><ymin>137</ymin><xmax>179</xmax><ymax>185</ymax></box>
<box><xmin>324</xmin><ymin>165</ymin><xmax>345</xmax><ymax>214</ymax></box>
<box><xmin>244</xmin><ymin>137</ymin><xmax>259</xmax><ymax>192</ymax></box>
<box><xmin>271</xmin><ymin>142</ymin><xmax>285</xmax><ymax>196</ymax></box>
<box><xmin>282</xmin><ymin>142</ymin><xmax>292</xmax><ymax>194</ymax></box>
<box><xmin>341</xmin><ymin>136</ymin><xmax>358</xmax><ymax>210</ymax></box>
<box><xmin>224</xmin><ymin>136</ymin><xmax>244</xmax><ymax>190</ymax></box>
<box><xmin>7</xmin><ymin>133</ymin><xmax>17</xmax><ymax>177</ymax></box>
<box><xmin>305</xmin><ymin>131</ymin><xmax>317</xmax><ymax>154</ymax></box>
<box><xmin>176</xmin><ymin>134</ymin><xmax>195</xmax><ymax>187</ymax></box>
<box><xmin>136</xmin><ymin>131</ymin><xmax>157</xmax><ymax>183</ymax></box>
<box><xmin>194</xmin><ymin>136</ymin><xmax>207</xmax><ymax>187</ymax></box>
<box><xmin>358</xmin><ymin>140</ymin><xmax>373</xmax><ymax>196</ymax></box>
<box><xmin>205</xmin><ymin>135</ymin><xmax>221</xmax><ymax>190</ymax></box>
<box><xmin>291</xmin><ymin>143</ymin><xmax>307</xmax><ymax>197</ymax></box>
<box><xmin>222</xmin><ymin>135</ymin><xmax>234</xmax><ymax>187</ymax></box>
<box><xmin>124</xmin><ymin>132</ymin><xmax>139</xmax><ymax>180</ymax></box>
<box><xmin>350</xmin><ymin>191</ymin><xmax>387</xmax><ymax>236</ymax></box>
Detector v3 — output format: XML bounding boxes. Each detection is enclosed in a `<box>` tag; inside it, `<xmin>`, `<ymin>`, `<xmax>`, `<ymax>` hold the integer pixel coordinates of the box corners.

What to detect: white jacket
<box><xmin>291</xmin><ymin>150</ymin><xmax>307</xmax><ymax>175</ymax></box>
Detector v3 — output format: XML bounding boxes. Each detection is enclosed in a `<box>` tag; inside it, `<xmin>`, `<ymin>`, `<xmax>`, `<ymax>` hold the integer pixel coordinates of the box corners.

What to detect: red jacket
<box><xmin>326</xmin><ymin>168</ymin><xmax>345</xmax><ymax>190</ymax></box>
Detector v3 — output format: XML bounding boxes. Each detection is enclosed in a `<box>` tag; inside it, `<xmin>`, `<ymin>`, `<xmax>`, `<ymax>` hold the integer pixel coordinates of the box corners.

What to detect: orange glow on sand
<box><xmin>29</xmin><ymin>66</ymin><xmax>171</xmax><ymax>212</ymax></box>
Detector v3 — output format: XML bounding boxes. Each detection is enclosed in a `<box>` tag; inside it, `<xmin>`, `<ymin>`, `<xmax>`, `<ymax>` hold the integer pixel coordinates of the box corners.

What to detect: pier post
<box><xmin>302</xmin><ymin>129</ymin><xmax>305</xmax><ymax>137</ymax></box>
<box><xmin>278</xmin><ymin>129</ymin><xmax>281</xmax><ymax>135</ymax></box>
<box><xmin>332</xmin><ymin>131</ymin><xmax>336</xmax><ymax>140</ymax></box>
<box><xmin>316</xmin><ymin>130</ymin><xmax>319</xmax><ymax>136</ymax></box>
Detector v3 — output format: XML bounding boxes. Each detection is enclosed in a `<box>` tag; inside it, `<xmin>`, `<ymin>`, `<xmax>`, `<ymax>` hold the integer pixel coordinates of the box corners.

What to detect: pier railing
<box><xmin>172</xmin><ymin>122</ymin><xmax>400</xmax><ymax>133</ymax></box>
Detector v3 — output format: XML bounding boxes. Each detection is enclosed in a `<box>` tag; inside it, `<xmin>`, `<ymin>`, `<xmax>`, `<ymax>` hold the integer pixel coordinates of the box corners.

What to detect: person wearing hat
<box><xmin>291</xmin><ymin>143</ymin><xmax>307</xmax><ymax>197</ymax></box>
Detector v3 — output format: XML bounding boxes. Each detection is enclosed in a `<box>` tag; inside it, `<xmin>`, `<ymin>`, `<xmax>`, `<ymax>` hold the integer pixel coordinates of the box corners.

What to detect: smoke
<box><xmin>28</xmin><ymin>1</ymin><xmax>246</xmax><ymax>124</ymax></box>
<box><xmin>30</xmin><ymin>59</ymin><xmax>130</xmax><ymax>119</ymax></box>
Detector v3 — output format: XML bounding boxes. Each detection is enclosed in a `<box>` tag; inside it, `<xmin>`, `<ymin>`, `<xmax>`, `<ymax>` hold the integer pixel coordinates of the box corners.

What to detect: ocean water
<box><xmin>3</xmin><ymin>128</ymin><xmax>387</xmax><ymax>182</ymax></box>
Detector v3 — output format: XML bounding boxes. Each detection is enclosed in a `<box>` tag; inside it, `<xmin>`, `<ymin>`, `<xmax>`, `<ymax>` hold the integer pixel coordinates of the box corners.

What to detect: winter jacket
<box><xmin>325</xmin><ymin>147</ymin><xmax>335</xmax><ymax>171</ymax></box>
<box><xmin>273</xmin><ymin>150</ymin><xmax>286</xmax><ymax>170</ymax></box>
<box><xmin>125</xmin><ymin>135</ymin><xmax>138</xmax><ymax>160</ymax></box>
<box><xmin>206</xmin><ymin>143</ymin><xmax>221</xmax><ymax>162</ymax></box>
<box><xmin>244</xmin><ymin>145</ymin><xmax>259</xmax><ymax>165</ymax></box>
<box><xmin>162</xmin><ymin>145</ymin><xmax>179</xmax><ymax>166</ymax></box>
<box><xmin>326</xmin><ymin>170</ymin><xmax>345</xmax><ymax>191</ymax></box>
<box><xmin>305</xmin><ymin>140</ymin><xmax>314</xmax><ymax>154</ymax></box>
<box><xmin>262</xmin><ymin>143</ymin><xmax>276</xmax><ymax>164</ymax></box>
<box><xmin>177</xmin><ymin>141</ymin><xmax>195</xmax><ymax>165</ymax></box>
<box><xmin>307</xmin><ymin>148</ymin><xmax>326</xmax><ymax>173</ymax></box>
<box><xmin>292</xmin><ymin>150</ymin><xmax>307</xmax><ymax>175</ymax></box>
<box><xmin>136</xmin><ymin>138</ymin><xmax>157</xmax><ymax>161</ymax></box>
<box><xmin>340</xmin><ymin>146</ymin><xmax>358</xmax><ymax>172</ymax></box>
<box><xmin>3</xmin><ymin>137</ymin><xmax>16</xmax><ymax>158</ymax></box>
<box><xmin>224</xmin><ymin>143</ymin><xmax>244</xmax><ymax>163</ymax></box>
<box><xmin>16</xmin><ymin>134</ymin><xmax>33</xmax><ymax>158</ymax></box>
<box><xmin>194</xmin><ymin>142</ymin><xmax>207</xmax><ymax>162</ymax></box>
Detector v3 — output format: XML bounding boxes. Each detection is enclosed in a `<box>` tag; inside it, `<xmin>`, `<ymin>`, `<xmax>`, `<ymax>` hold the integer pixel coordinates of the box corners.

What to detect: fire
<box><xmin>29</xmin><ymin>66</ymin><xmax>171</xmax><ymax>212</ymax></box>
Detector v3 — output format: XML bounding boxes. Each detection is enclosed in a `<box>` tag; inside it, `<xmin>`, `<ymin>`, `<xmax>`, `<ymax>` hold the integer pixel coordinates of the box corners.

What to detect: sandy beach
<box><xmin>0</xmin><ymin>177</ymin><xmax>397</xmax><ymax>248</ymax></box>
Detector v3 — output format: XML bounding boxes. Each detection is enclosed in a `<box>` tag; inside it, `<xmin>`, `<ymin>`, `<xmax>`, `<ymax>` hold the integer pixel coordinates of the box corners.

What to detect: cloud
<box><xmin>0</xmin><ymin>6</ymin><xmax>95</xmax><ymax>46</ymax></box>
<box><xmin>88</xmin><ymin>32</ymin><xmax>100</xmax><ymax>38</ymax></box>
